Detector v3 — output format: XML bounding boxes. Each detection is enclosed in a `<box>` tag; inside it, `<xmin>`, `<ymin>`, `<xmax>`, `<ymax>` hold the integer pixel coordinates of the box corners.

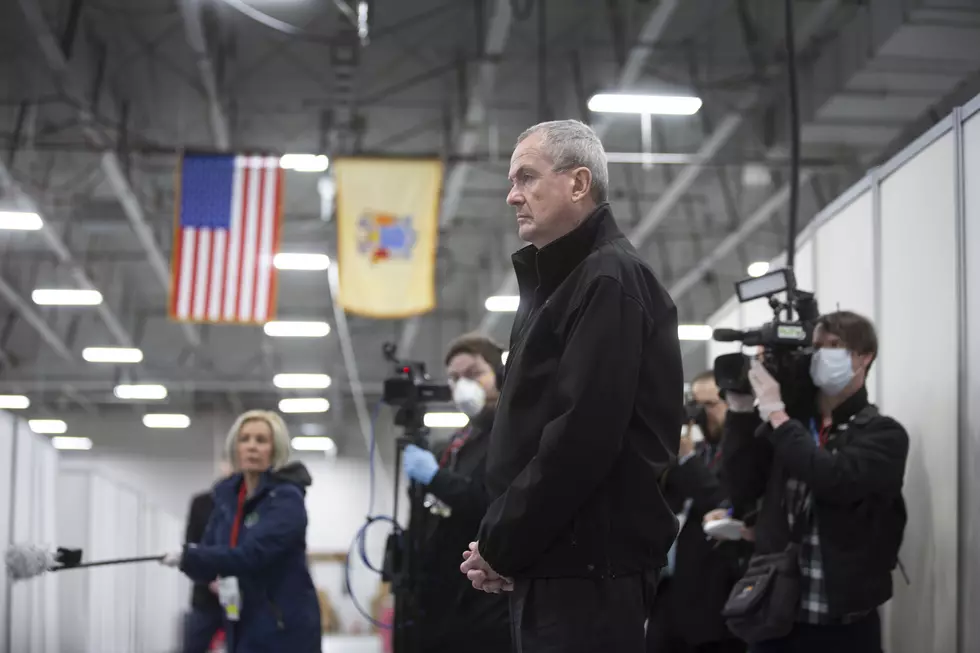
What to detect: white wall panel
<box><xmin>57</xmin><ymin>472</ymin><xmax>91</xmax><ymax>653</ymax></box>
<box><xmin>814</xmin><ymin>189</ymin><xmax>878</xmax><ymax>400</ymax></box>
<box><xmin>960</xmin><ymin>107</ymin><xmax>980</xmax><ymax>653</ymax></box>
<box><xmin>878</xmin><ymin>130</ymin><xmax>958</xmax><ymax>653</ymax></box>
<box><xmin>0</xmin><ymin>412</ymin><xmax>14</xmax><ymax>650</ymax></box>
<box><xmin>9</xmin><ymin>426</ymin><xmax>59</xmax><ymax>653</ymax></box>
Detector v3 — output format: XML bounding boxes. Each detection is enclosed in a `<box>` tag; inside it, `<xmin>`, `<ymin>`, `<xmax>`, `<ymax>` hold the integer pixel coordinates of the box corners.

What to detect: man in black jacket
<box><xmin>402</xmin><ymin>333</ymin><xmax>510</xmax><ymax>653</ymax></box>
<box><xmin>720</xmin><ymin>310</ymin><xmax>908</xmax><ymax>652</ymax></box>
<box><xmin>459</xmin><ymin>119</ymin><xmax>684</xmax><ymax>653</ymax></box>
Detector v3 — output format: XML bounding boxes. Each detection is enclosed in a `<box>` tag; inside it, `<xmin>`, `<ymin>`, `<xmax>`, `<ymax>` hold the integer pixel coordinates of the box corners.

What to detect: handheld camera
<box><xmin>711</xmin><ymin>268</ymin><xmax>819</xmax><ymax>417</ymax></box>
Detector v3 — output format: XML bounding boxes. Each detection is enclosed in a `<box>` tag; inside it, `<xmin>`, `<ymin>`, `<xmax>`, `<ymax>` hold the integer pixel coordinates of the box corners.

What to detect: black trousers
<box><xmin>751</xmin><ymin>611</ymin><xmax>881</xmax><ymax>653</ymax></box>
<box><xmin>508</xmin><ymin>574</ymin><xmax>654</xmax><ymax>653</ymax></box>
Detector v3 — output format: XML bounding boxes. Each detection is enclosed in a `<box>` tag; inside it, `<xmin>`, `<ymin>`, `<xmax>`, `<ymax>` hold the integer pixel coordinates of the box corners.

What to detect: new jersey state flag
<box><xmin>334</xmin><ymin>157</ymin><xmax>443</xmax><ymax>318</ymax></box>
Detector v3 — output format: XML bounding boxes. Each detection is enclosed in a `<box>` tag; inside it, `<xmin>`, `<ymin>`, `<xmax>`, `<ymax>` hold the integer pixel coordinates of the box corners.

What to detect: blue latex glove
<box><xmin>402</xmin><ymin>444</ymin><xmax>440</xmax><ymax>485</ymax></box>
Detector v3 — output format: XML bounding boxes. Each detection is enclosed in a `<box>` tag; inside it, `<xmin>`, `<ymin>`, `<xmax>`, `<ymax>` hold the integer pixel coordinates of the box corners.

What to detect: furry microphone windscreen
<box><xmin>5</xmin><ymin>544</ymin><xmax>56</xmax><ymax>581</ymax></box>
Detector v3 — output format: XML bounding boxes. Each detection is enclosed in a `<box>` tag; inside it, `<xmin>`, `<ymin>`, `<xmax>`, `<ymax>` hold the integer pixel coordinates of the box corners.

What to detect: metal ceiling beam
<box><xmin>477</xmin><ymin>0</ymin><xmax>681</xmax><ymax>335</ymax></box>
<box><xmin>667</xmin><ymin>170</ymin><xmax>816</xmax><ymax>302</ymax></box>
<box><xmin>479</xmin><ymin>0</ymin><xmax>841</xmax><ymax>335</ymax></box>
<box><xmin>0</xmin><ymin>277</ymin><xmax>73</xmax><ymax>362</ymax></box>
<box><xmin>0</xmin><ymin>378</ymin><xmax>385</xmax><ymax>394</ymax></box>
<box><xmin>0</xmin><ymin>160</ymin><xmax>133</xmax><ymax>349</ymax></box>
<box><xmin>593</xmin><ymin>0</ymin><xmax>680</xmax><ymax>140</ymax></box>
<box><xmin>178</xmin><ymin>0</ymin><xmax>231</xmax><ymax>150</ymax></box>
<box><xmin>14</xmin><ymin>0</ymin><xmax>201</xmax><ymax>348</ymax></box>
<box><xmin>397</xmin><ymin>0</ymin><xmax>514</xmax><ymax>356</ymax></box>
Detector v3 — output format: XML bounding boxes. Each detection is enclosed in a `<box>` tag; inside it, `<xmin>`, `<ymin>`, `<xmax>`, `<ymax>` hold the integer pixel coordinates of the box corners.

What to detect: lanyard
<box><xmin>808</xmin><ymin>417</ymin><xmax>833</xmax><ymax>449</ymax></box>
<box><xmin>229</xmin><ymin>482</ymin><xmax>248</xmax><ymax>547</ymax></box>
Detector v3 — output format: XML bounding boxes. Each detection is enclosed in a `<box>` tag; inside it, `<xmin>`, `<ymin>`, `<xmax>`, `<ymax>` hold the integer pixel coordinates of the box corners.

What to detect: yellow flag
<box><xmin>334</xmin><ymin>158</ymin><xmax>444</xmax><ymax>318</ymax></box>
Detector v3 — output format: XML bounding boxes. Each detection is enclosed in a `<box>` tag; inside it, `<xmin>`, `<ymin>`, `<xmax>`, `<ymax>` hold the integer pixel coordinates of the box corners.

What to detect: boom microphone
<box><xmin>5</xmin><ymin>544</ymin><xmax>165</xmax><ymax>581</ymax></box>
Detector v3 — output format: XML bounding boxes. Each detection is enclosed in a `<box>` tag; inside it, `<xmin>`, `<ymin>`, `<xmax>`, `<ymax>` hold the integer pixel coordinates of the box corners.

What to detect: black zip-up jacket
<box><xmin>412</xmin><ymin>409</ymin><xmax>510</xmax><ymax>653</ymax></box>
<box><xmin>722</xmin><ymin>387</ymin><xmax>909</xmax><ymax>617</ymax></box>
<box><xmin>477</xmin><ymin>204</ymin><xmax>684</xmax><ymax>580</ymax></box>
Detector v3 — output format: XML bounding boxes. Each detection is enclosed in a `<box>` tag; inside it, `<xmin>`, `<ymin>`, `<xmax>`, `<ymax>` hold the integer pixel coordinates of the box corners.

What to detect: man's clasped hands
<box><xmin>459</xmin><ymin>542</ymin><xmax>514</xmax><ymax>594</ymax></box>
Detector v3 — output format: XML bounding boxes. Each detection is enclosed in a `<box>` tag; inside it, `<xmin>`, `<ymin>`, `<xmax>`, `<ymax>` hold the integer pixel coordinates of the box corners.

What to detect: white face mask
<box><xmin>452</xmin><ymin>378</ymin><xmax>487</xmax><ymax>417</ymax></box>
<box><xmin>810</xmin><ymin>348</ymin><xmax>855</xmax><ymax>396</ymax></box>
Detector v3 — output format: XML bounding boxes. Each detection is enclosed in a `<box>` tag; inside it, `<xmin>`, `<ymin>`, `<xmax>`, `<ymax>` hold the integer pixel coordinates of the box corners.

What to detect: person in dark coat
<box><xmin>647</xmin><ymin>375</ymin><xmax>749</xmax><ymax>653</ymax></box>
<box><xmin>162</xmin><ymin>410</ymin><xmax>322</xmax><ymax>653</ymax></box>
<box><xmin>460</xmin><ymin>119</ymin><xmax>684</xmax><ymax>653</ymax></box>
<box><xmin>401</xmin><ymin>333</ymin><xmax>510</xmax><ymax>653</ymax></box>
<box><xmin>182</xmin><ymin>487</ymin><xmax>222</xmax><ymax>653</ymax></box>
<box><xmin>719</xmin><ymin>311</ymin><xmax>908</xmax><ymax>651</ymax></box>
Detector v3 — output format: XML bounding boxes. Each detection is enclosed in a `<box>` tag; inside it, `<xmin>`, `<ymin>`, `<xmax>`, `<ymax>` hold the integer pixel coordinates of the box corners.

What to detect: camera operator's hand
<box><xmin>402</xmin><ymin>444</ymin><xmax>440</xmax><ymax>485</ymax></box>
<box><xmin>748</xmin><ymin>359</ymin><xmax>786</xmax><ymax>424</ymax></box>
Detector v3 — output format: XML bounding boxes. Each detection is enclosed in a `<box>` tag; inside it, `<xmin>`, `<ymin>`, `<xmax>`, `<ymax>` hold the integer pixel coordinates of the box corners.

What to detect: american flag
<box><xmin>170</xmin><ymin>154</ymin><xmax>284</xmax><ymax>324</ymax></box>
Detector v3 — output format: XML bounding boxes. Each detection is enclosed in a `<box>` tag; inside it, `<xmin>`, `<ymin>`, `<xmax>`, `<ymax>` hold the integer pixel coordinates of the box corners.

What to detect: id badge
<box><xmin>217</xmin><ymin>576</ymin><xmax>242</xmax><ymax>622</ymax></box>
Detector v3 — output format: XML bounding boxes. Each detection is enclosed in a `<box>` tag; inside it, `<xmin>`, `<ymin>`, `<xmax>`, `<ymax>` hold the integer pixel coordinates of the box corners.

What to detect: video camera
<box><xmin>711</xmin><ymin>268</ymin><xmax>819</xmax><ymax>417</ymax></box>
<box><xmin>381</xmin><ymin>343</ymin><xmax>452</xmax><ymax>429</ymax></box>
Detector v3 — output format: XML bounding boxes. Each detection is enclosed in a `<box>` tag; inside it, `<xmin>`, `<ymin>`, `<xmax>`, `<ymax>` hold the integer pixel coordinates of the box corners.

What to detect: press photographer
<box><xmin>713</xmin><ymin>276</ymin><xmax>908</xmax><ymax>652</ymax></box>
<box><xmin>400</xmin><ymin>334</ymin><xmax>510</xmax><ymax>653</ymax></box>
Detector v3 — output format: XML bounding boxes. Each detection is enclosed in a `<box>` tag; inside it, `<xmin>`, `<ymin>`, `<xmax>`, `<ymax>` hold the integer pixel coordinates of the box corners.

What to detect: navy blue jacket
<box><xmin>181</xmin><ymin>462</ymin><xmax>322</xmax><ymax>653</ymax></box>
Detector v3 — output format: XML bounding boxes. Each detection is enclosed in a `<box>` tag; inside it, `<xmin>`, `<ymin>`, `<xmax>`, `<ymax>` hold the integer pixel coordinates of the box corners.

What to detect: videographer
<box><xmin>718</xmin><ymin>310</ymin><xmax>908</xmax><ymax>652</ymax></box>
<box><xmin>401</xmin><ymin>333</ymin><xmax>510</xmax><ymax>653</ymax></box>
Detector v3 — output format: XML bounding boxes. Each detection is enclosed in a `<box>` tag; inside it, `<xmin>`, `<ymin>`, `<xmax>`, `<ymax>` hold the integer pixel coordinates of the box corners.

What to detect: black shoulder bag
<box><xmin>720</xmin><ymin>490</ymin><xmax>809</xmax><ymax>643</ymax></box>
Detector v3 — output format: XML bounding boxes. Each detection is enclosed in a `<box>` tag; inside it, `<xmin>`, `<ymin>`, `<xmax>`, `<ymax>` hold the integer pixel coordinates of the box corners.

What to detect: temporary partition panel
<box><xmin>878</xmin><ymin>128</ymin><xmax>959</xmax><ymax>653</ymax></box>
<box><xmin>137</xmin><ymin>503</ymin><xmax>187</xmax><ymax>653</ymax></box>
<box><xmin>0</xmin><ymin>412</ymin><xmax>15</xmax><ymax>650</ymax></box>
<box><xmin>959</xmin><ymin>99</ymin><xmax>980</xmax><ymax>653</ymax></box>
<box><xmin>9</xmin><ymin>423</ymin><xmax>60</xmax><ymax>653</ymax></box>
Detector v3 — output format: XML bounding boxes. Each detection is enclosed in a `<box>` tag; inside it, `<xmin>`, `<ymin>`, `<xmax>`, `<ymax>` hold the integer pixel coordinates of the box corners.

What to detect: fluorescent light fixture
<box><xmin>279</xmin><ymin>397</ymin><xmax>330</xmax><ymax>413</ymax></box>
<box><xmin>142</xmin><ymin>413</ymin><xmax>191</xmax><ymax>429</ymax></box>
<box><xmin>501</xmin><ymin>351</ymin><xmax>509</xmax><ymax>365</ymax></box>
<box><xmin>114</xmin><ymin>384</ymin><xmax>168</xmax><ymax>400</ymax></box>
<box><xmin>279</xmin><ymin>154</ymin><xmax>329</xmax><ymax>172</ymax></box>
<box><xmin>264</xmin><ymin>321</ymin><xmax>331</xmax><ymax>338</ymax></box>
<box><xmin>82</xmin><ymin>347</ymin><xmax>144</xmax><ymax>364</ymax></box>
<box><xmin>0</xmin><ymin>210</ymin><xmax>42</xmax><ymax>231</ymax></box>
<box><xmin>51</xmin><ymin>436</ymin><xmax>92</xmax><ymax>451</ymax></box>
<box><xmin>32</xmin><ymin>289</ymin><xmax>103</xmax><ymax>306</ymax></box>
<box><xmin>485</xmin><ymin>295</ymin><xmax>519</xmax><ymax>312</ymax></box>
<box><xmin>0</xmin><ymin>395</ymin><xmax>30</xmax><ymax>410</ymax></box>
<box><xmin>423</xmin><ymin>412</ymin><xmax>470</xmax><ymax>429</ymax></box>
<box><xmin>273</xmin><ymin>373</ymin><xmax>332</xmax><ymax>389</ymax></box>
<box><xmin>677</xmin><ymin>324</ymin><xmax>714</xmax><ymax>341</ymax></box>
<box><xmin>273</xmin><ymin>253</ymin><xmax>331</xmax><ymax>271</ymax></box>
<box><xmin>587</xmin><ymin>93</ymin><xmax>702</xmax><ymax>116</ymax></box>
<box><xmin>747</xmin><ymin>261</ymin><xmax>771</xmax><ymax>278</ymax></box>
<box><xmin>29</xmin><ymin>419</ymin><xmax>67</xmax><ymax>434</ymax></box>
<box><xmin>291</xmin><ymin>436</ymin><xmax>337</xmax><ymax>452</ymax></box>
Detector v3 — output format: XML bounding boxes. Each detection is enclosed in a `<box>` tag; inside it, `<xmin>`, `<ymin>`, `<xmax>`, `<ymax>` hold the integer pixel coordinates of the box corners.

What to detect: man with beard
<box><xmin>646</xmin><ymin>371</ymin><xmax>748</xmax><ymax>653</ymax></box>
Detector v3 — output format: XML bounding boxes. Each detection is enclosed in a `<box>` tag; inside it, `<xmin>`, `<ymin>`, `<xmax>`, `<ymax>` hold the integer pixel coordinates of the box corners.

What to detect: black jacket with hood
<box><xmin>477</xmin><ymin>203</ymin><xmax>684</xmax><ymax>580</ymax></box>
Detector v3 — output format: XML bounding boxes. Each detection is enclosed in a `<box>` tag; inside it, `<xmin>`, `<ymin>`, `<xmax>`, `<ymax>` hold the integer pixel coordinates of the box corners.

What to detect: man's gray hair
<box><xmin>517</xmin><ymin>119</ymin><xmax>609</xmax><ymax>203</ymax></box>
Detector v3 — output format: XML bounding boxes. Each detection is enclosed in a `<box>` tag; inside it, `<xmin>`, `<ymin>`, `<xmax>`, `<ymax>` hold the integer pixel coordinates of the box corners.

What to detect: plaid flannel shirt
<box><xmin>785</xmin><ymin>418</ymin><xmax>870</xmax><ymax>625</ymax></box>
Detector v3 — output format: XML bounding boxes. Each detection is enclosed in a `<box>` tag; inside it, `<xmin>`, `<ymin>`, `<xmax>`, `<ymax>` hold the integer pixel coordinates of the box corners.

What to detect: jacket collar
<box><xmin>828</xmin><ymin>385</ymin><xmax>870</xmax><ymax>428</ymax></box>
<box><xmin>511</xmin><ymin>203</ymin><xmax>622</xmax><ymax>299</ymax></box>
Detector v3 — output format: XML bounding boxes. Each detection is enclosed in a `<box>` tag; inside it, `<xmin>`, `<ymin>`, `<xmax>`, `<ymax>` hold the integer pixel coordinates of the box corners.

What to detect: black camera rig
<box><xmin>711</xmin><ymin>268</ymin><xmax>819</xmax><ymax>418</ymax></box>
<box><xmin>379</xmin><ymin>343</ymin><xmax>452</xmax><ymax>653</ymax></box>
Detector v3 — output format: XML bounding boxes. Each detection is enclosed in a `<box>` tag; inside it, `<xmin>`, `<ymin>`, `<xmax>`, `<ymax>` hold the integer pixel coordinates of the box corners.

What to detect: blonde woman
<box><xmin>162</xmin><ymin>410</ymin><xmax>321</xmax><ymax>652</ymax></box>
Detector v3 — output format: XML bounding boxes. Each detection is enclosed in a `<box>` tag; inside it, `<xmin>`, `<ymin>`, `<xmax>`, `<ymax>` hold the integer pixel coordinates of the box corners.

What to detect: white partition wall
<box><xmin>0</xmin><ymin>412</ymin><xmax>15</xmax><ymax>650</ymax></box>
<box><xmin>8</xmin><ymin>419</ymin><xmax>59</xmax><ymax>653</ymax></box>
<box><xmin>960</xmin><ymin>100</ymin><xmax>980</xmax><ymax>653</ymax></box>
<box><xmin>57</xmin><ymin>468</ymin><xmax>187</xmax><ymax>653</ymax></box>
<box><xmin>703</xmin><ymin>93</ymin><xmax>980</xmax><ymax>652</ymax></box>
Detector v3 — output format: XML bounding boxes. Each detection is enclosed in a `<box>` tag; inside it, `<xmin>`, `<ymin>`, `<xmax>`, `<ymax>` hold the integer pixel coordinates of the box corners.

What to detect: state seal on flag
<box><xmin>356</xmin><ymin>211</ymin><xmax>417</xmax><ymax>263</ymax></box>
